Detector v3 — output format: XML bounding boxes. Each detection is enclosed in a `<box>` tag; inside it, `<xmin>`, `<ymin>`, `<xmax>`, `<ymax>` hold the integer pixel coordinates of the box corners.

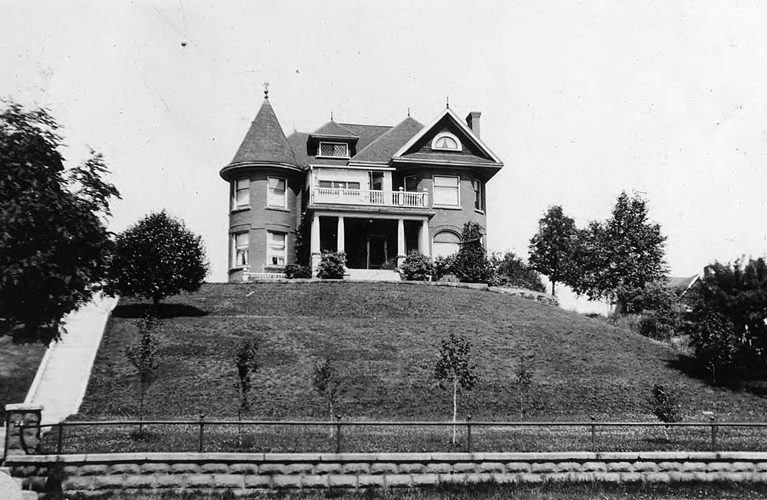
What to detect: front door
<box><xmin>367</xmin><ymin>235</ymin><xmax>388</xmax><ymax>269</ymax></box>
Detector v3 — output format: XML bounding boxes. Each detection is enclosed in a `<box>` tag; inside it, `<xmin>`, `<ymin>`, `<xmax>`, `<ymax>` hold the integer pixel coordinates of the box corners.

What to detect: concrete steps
<box><xmin>345</xmin><ymin>269</ymin><xmax>402</xmax><ymax>281</ymax></box>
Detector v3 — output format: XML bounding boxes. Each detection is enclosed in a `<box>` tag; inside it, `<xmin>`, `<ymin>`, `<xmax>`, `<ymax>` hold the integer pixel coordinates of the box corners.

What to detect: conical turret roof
<box><xmin>229</xmin><ymin>96</ymin><xmax>299</xmax><ymax>167</ymax></box>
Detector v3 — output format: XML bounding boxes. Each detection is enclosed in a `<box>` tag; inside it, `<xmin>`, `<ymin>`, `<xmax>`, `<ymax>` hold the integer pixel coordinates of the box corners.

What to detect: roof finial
<box><xmin>331</xmin><ymin>110</ymin><xmax>334</xmax><ymax>121</ymax></box>
<box><xmin>446</xmin><ymin>96</ymin><xmax>450</xmax><ymax>109</ymax></box>
<box><xmin>263</xmin><ymin>81</ymin><xmax>270</xmax><ymax>98</ymax></box>
<box><xmin>407</xmin><ymin>107</ymin><xmax>411</xmax><ymax>117</ymax></box>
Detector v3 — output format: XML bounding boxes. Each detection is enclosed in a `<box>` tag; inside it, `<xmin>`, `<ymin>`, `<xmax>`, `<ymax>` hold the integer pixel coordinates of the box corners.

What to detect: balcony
<box><xmin>311</xmin><ymin>187</ymin><xmax>430</xmax><ymax>208</ymax></box>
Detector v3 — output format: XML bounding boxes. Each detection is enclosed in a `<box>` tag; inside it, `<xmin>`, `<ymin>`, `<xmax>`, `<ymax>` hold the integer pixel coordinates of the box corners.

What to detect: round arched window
<box><xmin>432</xmin><ymin>231</ymin><xmax>460</xmax><ymax>258</ymax></box>
<box><xmin>432</xmin><ymin>133</ymin><xmax>462</xmax><ymax>151</ymax></box>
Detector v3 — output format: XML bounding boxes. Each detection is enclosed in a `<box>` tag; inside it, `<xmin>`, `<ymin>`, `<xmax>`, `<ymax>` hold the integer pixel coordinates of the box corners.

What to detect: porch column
<box><xmin>419</xmin><ymin>219</ymin><xmax>430</xmax><ymax>257</ymax></box>
<box><xmin>397</xmin><ymin>218</ymin><xmax>406</xmax><ymax>266</ymax></box>
<box><xmin>311</xmin><ymin>214</ymin><xmax>321</xmax><ymax>275</ymax></box>
<box><xmin>337</xmin><ymin>216</ymin><xmax>345</xmax><ymax>253</ymax></box>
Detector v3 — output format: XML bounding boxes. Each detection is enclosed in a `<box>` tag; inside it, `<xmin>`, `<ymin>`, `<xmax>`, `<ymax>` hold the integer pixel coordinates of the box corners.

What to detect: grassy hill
<box><xmin>76</xmin><ymin>282</ymin><xmax>767</xmax><ymax>423</ymax></box>
<box><xmin>0</xmin><ymin>337</ymin><xmax>45</xmax><ymax>421</ymax></box>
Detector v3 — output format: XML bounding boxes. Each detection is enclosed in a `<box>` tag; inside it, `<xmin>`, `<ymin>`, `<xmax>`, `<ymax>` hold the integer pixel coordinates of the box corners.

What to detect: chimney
<box><xmin>466</xmin><ymin>111</ymin><xmax>481</xmax><ymax>138</ymax></box>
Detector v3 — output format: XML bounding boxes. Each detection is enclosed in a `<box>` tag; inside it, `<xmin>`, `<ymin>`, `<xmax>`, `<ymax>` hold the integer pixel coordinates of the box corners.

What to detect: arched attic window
<box><xmin>431</xmin><ymin>132</ymin><xmax>462</xmax><ymax>152</ymax></box>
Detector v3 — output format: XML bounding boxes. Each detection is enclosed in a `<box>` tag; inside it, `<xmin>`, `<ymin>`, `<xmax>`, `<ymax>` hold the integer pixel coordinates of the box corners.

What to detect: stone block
<box><xmin>556</xmin><ymin>462</ymin><xmax>581</xmax><ymax>473</ymax></box>
<box><xmin>259</xmin><ymin>464</ymin><xmax>287</xmax><ymax>475</ymax></box>
<box><xmin>384</xmin><ymin>475</ymin><xmax>412</xmax><ymax>488</ymax></box>
<box><xmin>732</xmin><ymin>462</ymin><xmax>755</xmax><ymax>472</ymax></box>
<box><xmin>491</xmin><ymin>473</ymin><xmax>520</xmax><ymax>484</ymax></box>
<box><xmin>728</xmin><ymin>472</ymin><xmax>753</xmax><ymax>482</ymax></box>
<box><xmin>606</xmin><ymin>462</ymin><xmax>633</xmax><ymax>472</ymax></box>
<box><xmin>370</xmin><ymin>463</ymin><xmax>397</xmax><ymax>475</ymax></box>
<box><xmin>357</xmin><ymin>475</ymin><xmax>385</xmax><ymax>488</ymax></box>
<box><xmin>620</xmin><ymin>472</ymin><xmax>642</xmax><ymax>483</ymax></box>
<box><xmin>315</xmin><ymin>463</ymin><xmax>341</xmax><ymax>474</ymax></box>
<box><xmin>79</xmin><ymin>465</ymin><xmax>108</xmax><ymax>476</ymax></box>
<box><xmin>201</xmin><ymin>463</ymin><xmax>229</xmax><ymax>474</ymax></box>
<box><xmin>340</xmin><ymin>463</ymin><xmax>369</xmax><ymax>474</ymax></box>
<box><xmin>632</xmin><ymin>462</ymin><xmax>659</xmax><ymax>472</ymax></box>
<box><xmin>411</xmin><ymin>473</ymin><xmax>440</xmax><ymax>485</ymax></box>
<box><xmin>753</xmin><ymin>472</ymin><xmax>767</xmax><ymax>482</ymax></box>
<box><xmin>93</xmin><ymin>474</ymin><xmax>129</xmax><ymax>490</ymax></box>
<box><xmin>518</xmin><ymin>473</ymin><xmax>544</xmax><ymax>483</ymax></box>
<box><xmin>151</xmin><ymin>475</ymin><xmax>186</xmax><ymax>489</ymax></box>
<box><xmin>669</xmin><ymin>472</ymin><xmax>697</xmax><ymax>482</ymax></box>
<box><xmin>214</xmin><ymin>474</ymin><xmax>244</xmax><ymax>489</ymax></box>
<box><xmin>582</xmin><ymin>462</ymin><xmax>606</xmax><ymax>472</ymax></box>
<box><xmin>682</xmin><ymin>462</ymin><xmax>706</xmax><ymax>472</ymax></box>
<box><xmin>479</xmin><ymin>462</ymin><xmax>505</xmax><ymax>473</ymax></box>
<box><xmin>571</xmin><ymin>472</ymin><xmax>595</xmax><ymax>482</ymax></box>
<box><xmin>244</xmin><ymin>475</ymin><xmax>271</xmax><ymax>489</ymax></box>
<box><xmin>109</xmin><ymin>464</ymin><xmax>141</xmax><ymax>475</ymax></box>
<box><xmin>121</xmin><ymin>475</ymin><xmax>155</xmax><ymax>489</ymax></box>
<box><xmin>140</xmin><ymin>463</ymin><xmax>170</xmax><ymax>474</ymax></box>
<box><xmin>327</xmin><ymin>475</ymin><xmax>357</xmax><ymax>488</ymax></box>
<box><xmin>425</xmin><ymin>463</ymin><xmax>451</xmax><ymax>474</ymax></box>
<box><xmin>185</xmin><ymin>474</ymin><xmax>215</xmax><ymax>488</ymax></box>
<box><xmin>756</xmin><ymin>462</ymin><xmax>767</xmax><ymax>472</ymax></box>
<box><xmin>62</xmin><ymin>476</ymin><xmax>93</xmax><ymax>491</ymax></box>
<box><xmin>452</xmin><ymin>462</ymin><xmax>478</xmax><ymax>473</ymax></box>
<box><xmin>532</xmin><ymin>462</ymin><xmax>557</xmax><ymax>473</ymax></box>
<box><xmin>590</xmin><ymin>472</ymin><xmax>621</xmax><ymax>482</ymax></box>
<box><xmin>506</xmin><ymin>462</ymin><xmax>531</xmax><ymax>473</ymax></box>
<box><xmin>22</xmin><ymin>492</ymin><xmax>38</xmax><ymax>500</ymax></box>
<box><xmin>302</xmin><ymin>475</ymin><xmax>329</xmax><ymax>488</ymax></box>
<box><xmin>21</xmin><ymin>476</ymin><xmax>45</xmax><ymax>492</ymax></box>
<box><xmin>462</xmin><ymin>473</ymin><xmax>494</xmax><ymax>484</ymax></box>
<box><xmin>229</xmin><ymin>463</ymin><xmax>259</xmax><ymax>474</ymax></box>
<box><xmin>398</xmin><ymin>463</ymin><xmax>424</xmax><ymax>474</ymax></box>
<box><xmin>658</xmin><ymin>462</ymin><xmax>683</xmax><ymax>471</ymax></box>
<box><xmin>63</xmin><ymin>466</ymin><xmax>81</xmax><ymax>476</ymax></box>
<box><xmin>707</xmin><ymin>462</ymin><xmax>732</xmax><ymax>472</ymax></box>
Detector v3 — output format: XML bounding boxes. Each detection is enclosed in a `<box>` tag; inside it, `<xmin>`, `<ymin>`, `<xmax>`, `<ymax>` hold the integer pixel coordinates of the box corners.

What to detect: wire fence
<box><xmin>19</xmin><ymin>417</ymin><xmax>767</xmax><ymax>455</ymax></box>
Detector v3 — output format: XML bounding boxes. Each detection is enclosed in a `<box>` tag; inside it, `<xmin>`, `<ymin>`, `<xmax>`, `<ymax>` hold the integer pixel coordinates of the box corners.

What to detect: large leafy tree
<box><xmin>571</xmin><ymin>192</ymin><xmax>668</xmax><ymax>310</ymax></box>
<box><xmin>105</xmin><ymin>211</ymin><xmax>208</xmax><ymax>306</ymax></box>
<box><xmin>0</xmin><ymin>103</ymin><xmax>120</xmax><ymax>345</ymax></box>
<box><xmin>528</xmin><ymin>205</ymin><xmax>578</xmax><ymax>296</ymax></box>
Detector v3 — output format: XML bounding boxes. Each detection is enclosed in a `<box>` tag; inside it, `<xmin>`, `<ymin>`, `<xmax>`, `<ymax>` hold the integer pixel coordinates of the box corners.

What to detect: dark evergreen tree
<box><xmin>453</xmin><ymin>221</ymin><xmax>493</xmax><ymax>284</ymax></box>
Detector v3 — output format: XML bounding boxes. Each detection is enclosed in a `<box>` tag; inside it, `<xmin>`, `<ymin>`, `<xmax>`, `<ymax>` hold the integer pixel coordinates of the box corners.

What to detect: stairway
<box><xmin>345</xmin><ymin>269</ymin><xmax>402</xmax><ymax>281</ymax></box>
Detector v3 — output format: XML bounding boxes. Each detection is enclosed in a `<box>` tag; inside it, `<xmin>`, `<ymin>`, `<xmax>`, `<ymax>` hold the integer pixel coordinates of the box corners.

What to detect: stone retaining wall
<box><xmin>8</xmin><ymin>451</ymin><xmax>767</xmax><ymax>496</ymax></box>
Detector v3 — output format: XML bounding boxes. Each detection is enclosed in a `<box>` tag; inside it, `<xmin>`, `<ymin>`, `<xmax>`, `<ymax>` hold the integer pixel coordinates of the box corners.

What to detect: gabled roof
<box><xmin>339</xmin><ymin>123</ymin><xmax>392</xmax><ymax>152</ymax></box>
<box><xmin>311</xmin><ymin>121</ymin><xmax>359</xmax><ymax>139</ymax></box>
<box><xmin>352</xmin><ymin>117</ymin><xmax>423</xmax><ymax>163</ymax></box>
<box><xmin>667</xmin><ymin>275</ymin><xmax>700</xmax><ymax>296</ymax></box>
<box><xmin>393</xmin><ymin>107</ymin><xmax>502</xmax><ymax>164</ymax></box>
<box><xmin>228</xmin><ymin>97</ymin><xmax>299</xmax><ymax>168</ymax></box>
<box><xmin>286</xmin><ymin>132</ymin><xmax>311</xmax><ymax>169</ymax></box>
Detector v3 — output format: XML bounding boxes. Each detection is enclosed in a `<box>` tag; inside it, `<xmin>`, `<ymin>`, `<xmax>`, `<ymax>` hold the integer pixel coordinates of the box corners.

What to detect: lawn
<box><xmin>58</xmin><ymin>282</ymin><xmax>767</xmax><ymax>453</ymax></box>
<box><xmin>0</xmin><ymin>336</ymin><xmax>45</xmax><ymax>422</ymax></box>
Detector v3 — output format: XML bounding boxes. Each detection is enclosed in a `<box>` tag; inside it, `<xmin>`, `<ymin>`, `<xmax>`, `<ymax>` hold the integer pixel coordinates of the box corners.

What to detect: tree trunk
<box><xmin>551</xmin><ymin>280</ymin><xmax>557</xmax><ymax>296</ymax></box>
<box><xmin>452</xmin><ymin>378</ymin><xmax>458</xmax><ymax>445</ymax></box>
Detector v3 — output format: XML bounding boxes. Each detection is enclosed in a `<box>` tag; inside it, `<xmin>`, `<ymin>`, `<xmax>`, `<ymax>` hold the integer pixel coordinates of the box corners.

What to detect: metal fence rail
<box><xmin>19</xmin><ymin>417</ymin><xmax>767</xmax><ymax>455</ymax></box>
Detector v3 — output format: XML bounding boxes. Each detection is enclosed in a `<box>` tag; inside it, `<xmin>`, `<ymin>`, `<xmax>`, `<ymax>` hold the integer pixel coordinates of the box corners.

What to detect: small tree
<box><xmin>528</xmin><ymin>205</ymin><xmax>578</xmax><ymax>296</ymax></box>
<box><xmin>105</xmin><ymin>211</ymin><xmax>209</xmax><ymax>306</ymax></box>
<box><xmin>233</xmin><ymin>338</ymin><xmax>259</xmax><ymax>447</ymax></box>
<box><xmin>317</xmin><ymin>252</ymin><xmax>346</xmax><ymax>279</ymax></box>
<box><xmin>125</xmin><ymin>313</ymin><xmax>160</xmax><ymax>433</ymax></box>
<box><xmin>401</xmin><ymin>251</ymin><xmax>434</xmax><ymax>281</ymax></box>
<box><xmin>312</xmin><ymin>359</ymin><xmax>342</xmax><ymax>421</ymax></box>
<box><xmin>514</xmin><ymin>354</ymin><xmax>536</xmax><ymax>419</ymax></box>
<box><xmin>453</xmin><ymin>222</ymin><xmax>493</xmax><ymax>284</ymax></box>
<box><xmin>648</xmin><ymin>383</ymin><xmax>682</xmax><ymax>440</ymax></box>
<box><xmin>434</xmin><ymin>333</ymin><xmax>478</xmax><ymax>445</ymax></box>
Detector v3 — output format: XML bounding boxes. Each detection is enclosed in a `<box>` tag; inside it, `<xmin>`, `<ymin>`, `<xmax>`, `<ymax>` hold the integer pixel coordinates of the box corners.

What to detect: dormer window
<box><xmin>318</xmin><ymin>142</ymin><xmax>349</xmax><ymax>158</ymax></box>
<box><xmin>431</xmin><ymin>132</ymin><xmax>462</xmax><ymax>152</ymax></box>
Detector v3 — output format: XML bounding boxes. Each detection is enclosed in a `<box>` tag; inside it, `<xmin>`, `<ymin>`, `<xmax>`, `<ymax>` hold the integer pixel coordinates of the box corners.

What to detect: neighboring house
<box><xmin>666</xmin><ymin>274</ymin><xmax>700</xmax><ymax>300</ymax></box>
<box><xmin>219</xmin><ymin>90</ymin><xmax>504</xmax><ymax>281</ymax></box>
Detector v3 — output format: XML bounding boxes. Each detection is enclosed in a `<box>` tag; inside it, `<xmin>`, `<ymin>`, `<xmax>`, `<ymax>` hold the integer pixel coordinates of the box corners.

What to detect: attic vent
<box><xmin>319</xmin><ymin>142</ymin><xmax>349</xmax><ymax>158</ymax></box>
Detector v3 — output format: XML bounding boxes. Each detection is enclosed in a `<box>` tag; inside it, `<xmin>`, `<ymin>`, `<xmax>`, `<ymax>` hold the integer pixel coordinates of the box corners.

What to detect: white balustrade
<box><xmin>312</xmin><ymin>187</ymin><xmax>429</xmax><ymax>208</ymax></box>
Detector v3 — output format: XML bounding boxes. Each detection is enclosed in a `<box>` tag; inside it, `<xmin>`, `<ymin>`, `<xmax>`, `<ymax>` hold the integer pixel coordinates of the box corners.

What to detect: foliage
<box><xmin>401</xmin><ymin>251</ymin><xmax>434</xmax><ymax>281</ymax></box>
<box><xmin>433</xmin><ymin>255</ymin><xmax>457</xmax><ymax>281</ymax></box>
<box><xmin>285</xmin><ymin>264</ymin><xmax>312</xmax><ymax>279</ymax></box>
<box><xmin>514</xmin><ymin>353</ymin><xmax>536</xmax><ymax>418</ymax></box>
<box><xmin>569</xmin><ymin>192</ymin><xmax>668</xmax><ymax>311</ymax></box>
<box><xmin>648</xmin><ymin>383</ymin><xmax>682</xmax><ymax>424</ymax></box>
<box><xmin>0</xmin><ymin>102</ymin><xmax>120</xmax><ymax>345</ymax></box>
<box><xmin>684</xmin><ymin>258</ymin><xmax>767</xmax><ymax>379</ymax></box>
<box><xmin>294</xmin><ymin>212</ymin><xmax>311</xmax><ymax>266</ymax></box>
<box><xmin>233</xmin><ymin>338</ymin><xmax>260</xmax><ymax>417</ymax></box>
<box><xmin>490</xmin><ymin>252</ymin><xmax>546</xmax><ymax>293</ymax></box>
<box><xmin>105</xmin><ymin>211</ymin><xmax>209</xmax><ymax>305</ymax></box>
<box><xmin>453</xmin><ymin>222</ymin><xmax>494</xmax><ymax>284</ymax></box>
<box><xmin>125</xmin><ymin>313</ymin><xmax>161</xmax><ymax>425</ymax></box>
<box><xmin>528</xmin><ymin>205</ymin><xmax>578</xmax><ymax>296</ymax></box>
<box><xmin>317</xmin><ymin>251</ymin><xmax>346</xmax><ymax>279</ymax></box>
<box><xmin>434</xmin><ymin>333</ymin><xmax>478</xmax><ymax>444</ymax></box>
<box><xmin>312</xmin><ymin>358</ymin><xmax>342</xmax><ymax>420</ymax></box>
<box><xmin>619</xmin><ymin>281</ymin><xmax>681</xmax><ymax>341</ymax></box>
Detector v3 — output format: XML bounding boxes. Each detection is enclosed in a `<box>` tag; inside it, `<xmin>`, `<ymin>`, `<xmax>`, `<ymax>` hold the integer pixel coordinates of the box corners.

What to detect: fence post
<box><xmin>335</xmin><ymin>415</ymin><xmax>342</xmax><ymax>454</ymax></box>
<box><xmin>198</xmin><ymin>414</ymin><xmax>205</xmax><ymax>453</ymax></box>
<box><xmin>710</xmin><ymin>415</ymin><xmax>717</xmax><ymax>452</ymax></box>
<box><xmin>590</xmin><ymin>416</ymin><xmax>596</xmax><ymax>453</ymax></box>
<box><xmin>466</xmin><ymin>415</ymin><xmax>472</xmax><ymax>453</ymax></box>
<box><xmin>57</xmin><ymin>423</ymin><xmax>64</xmax><ymax>455</ymax></box>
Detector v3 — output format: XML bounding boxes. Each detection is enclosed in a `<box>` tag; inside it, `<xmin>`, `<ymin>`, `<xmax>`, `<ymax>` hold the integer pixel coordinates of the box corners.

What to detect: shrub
<box><xmin>453</xmin><ymin>222</ymin><xmax>494</xmax><ymax>284</ymax></box>
<box><xmin>433</xmin><ymin>255</ymin><xmax>456</xmax><ymax>281</ymax></box>
<box><xmin>317</xmin><ymin>251</ymin><xmax>346</xmax><ymax>279</ymax></box>
<box><xmin>490</xmin><ymin>252</ymin><xmax>546</xmax><ymax>292</ymax></box>
<box><xmin>285</xmin><ymin>264</ymin><xmax>312</xmax><ymax>279</ymax></box>
<box><xmin>648</xmin><ymin>383</ymin><xmax>682</xmax><ymax>424</ymax></box>
<box><xmin>401</xmin><ymin>251</ymin><xmax>434</xmax><ymax>281</ymax></box>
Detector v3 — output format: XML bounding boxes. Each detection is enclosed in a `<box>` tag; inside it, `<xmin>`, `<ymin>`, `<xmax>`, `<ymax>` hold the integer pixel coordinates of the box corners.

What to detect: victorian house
<box><xmin>219</xmin><ymin>90</ymin><xmax>504</xmax><ymax>281</ymax></box>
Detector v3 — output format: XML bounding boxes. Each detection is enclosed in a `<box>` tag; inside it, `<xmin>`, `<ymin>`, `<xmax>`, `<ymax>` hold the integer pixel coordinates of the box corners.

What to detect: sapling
<box><xmin>233</xmin><ymin>338</ymin><xmax>260</xmax><ymax>448</ymax></box>
<box><xmin>125</xmin><ymin>312</ymin><xmax>160</xmax><ymax>435</ymax></box>
<box><xmin>434</xmin><ymin>333</ymin><xmax>478</xmax><ymax>445</ymax></box>
<box><xmin>312</xmin><ymin>358</ymin><xmax>342</xmax><ymax>436</ymax></box>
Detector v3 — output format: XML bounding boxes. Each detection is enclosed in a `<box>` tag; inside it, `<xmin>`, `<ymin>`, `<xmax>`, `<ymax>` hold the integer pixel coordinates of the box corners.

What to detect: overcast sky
<box><xmin>3</xmin><ymin>0</ymin><xmax>766</xmax><ymax>282</ymax></box>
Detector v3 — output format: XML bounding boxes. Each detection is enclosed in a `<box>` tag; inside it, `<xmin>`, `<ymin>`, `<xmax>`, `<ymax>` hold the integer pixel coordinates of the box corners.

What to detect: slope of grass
<box><xmin>0</xmin><ymin>337</ymin><xmax>45</xmax><ymax>421</ymax></box>
<box><xmin>76</xmin><ymin>282</ymin><xmax>766</xmax><ymax>424</ymax></box>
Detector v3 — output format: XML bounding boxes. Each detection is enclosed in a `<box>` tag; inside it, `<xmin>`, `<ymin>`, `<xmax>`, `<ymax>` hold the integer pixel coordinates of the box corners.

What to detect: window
<box><xmin>267</xmin><ymin>177</ymin><xmax>286</xmax><ymax>208</ymax></box>
<box><xmin>318</xmin><ymin>180</ymin><xmax>361</xmax><ymax>190</ymax></box>
<box><xmin>433</xmin><ymin>175</ymin><xmax>460</xmax><ymax>207</ymax></box>
<box><xmin>404</xmin><ymin>176</ymin><xmax>418</xmax><ymax>192</ymax></box>
<box><xmin>433</xmin><ymin>231</ymin><xmax>460</xmax><ymax>258</ymax></box>
<box><xmin>370</xmin><ymin>171</ymin><xmax>384</xmax><ymax>191</ymax></box>
<box><xmin>318</xmin><ymin>142</ymin><xmax>349</xmax><ymax>158</ymax></box>
<box><xmin>473</xmin><ymin>179</ymin><xmax>484</xmax><ymax>211</ymax></box>
<box><xmin>232</xmin><ymin>232</ymin><xmax>249</xmax><ymax>268</ymax></box>
<box><xmin>431</xmin><ymin>132</ymin><xmax>462</xmax><ymax>151</ymax></box>
<box><xmin>231</xmin><ymin>178</ymin><xmax>249</xmax><ymax>210</ymax></box>
<box><xmin>267</xmin><ymin>231</ymin><xmax>286</xmax><ymax>266</ymax></box>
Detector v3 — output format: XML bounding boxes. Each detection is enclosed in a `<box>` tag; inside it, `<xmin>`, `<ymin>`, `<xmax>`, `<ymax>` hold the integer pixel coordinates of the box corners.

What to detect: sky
<box><xmin>2</xmin><ymin>0</ymin><xmax>767</xmax><ymax>283</ymax></box>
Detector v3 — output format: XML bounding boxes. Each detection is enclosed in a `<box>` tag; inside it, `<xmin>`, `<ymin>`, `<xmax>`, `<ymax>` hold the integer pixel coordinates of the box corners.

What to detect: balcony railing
<box><xmin>311</xmin><ymin>187</ymin><xmax>429</xmax><ymax>208</ymax></box>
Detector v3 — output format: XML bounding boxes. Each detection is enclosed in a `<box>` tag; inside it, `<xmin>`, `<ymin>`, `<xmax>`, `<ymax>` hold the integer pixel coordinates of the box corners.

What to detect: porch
<box><xmin>311</xmin><ymin>187</ymin><xmax>430</xmax><ymax>208</ymax></box>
